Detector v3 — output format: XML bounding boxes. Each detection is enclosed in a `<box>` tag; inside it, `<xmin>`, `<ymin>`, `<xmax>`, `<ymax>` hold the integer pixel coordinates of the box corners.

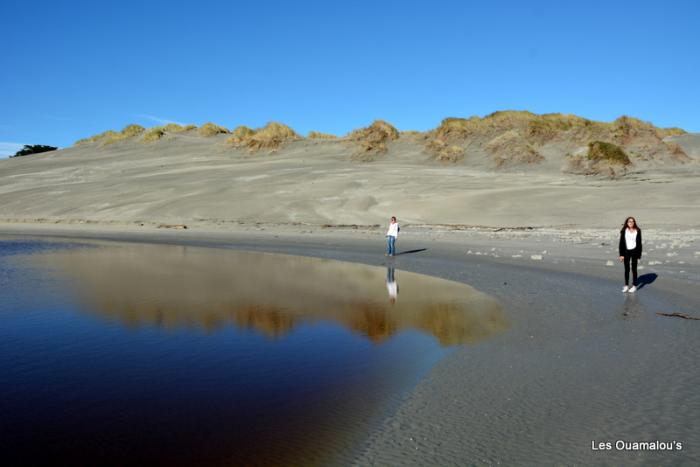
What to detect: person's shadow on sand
<box><xmin>636</xmin><ymin>273</ymin><xmax>658</xmax><ymax>290</ymax></box>
<box><xmin>394</xmin><ymin>248</ymin><xmax>427</xmax><ymax>256</ymax></box>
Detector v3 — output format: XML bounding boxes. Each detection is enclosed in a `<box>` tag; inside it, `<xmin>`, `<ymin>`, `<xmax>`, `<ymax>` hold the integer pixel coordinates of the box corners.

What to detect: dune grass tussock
<box><xmin>74</xmin><ymin>135</ymin><xmax>95</xmax><ymax>146</ymax></box>
<box><xmin>142</xmin><ymin>126</ymin><xmax>166</xmax><ymax>143</ymax></box>
<box><xmin>348</xmin><ymin>120</ymin><xmax>400</xmax><ymax>158</ymax></box>
<box><xmin>614</xmin><ymin>115</ymin><xmax>655</xmax><ymax>129</ymax></box>
<box><xmin>120</xmin><ymin>124</ymin><xmax>146</xmax><ymax>138</ymax></box>
<box><xmin>244</xmin><ymin>122</ymin><xmax>300</xmax><ymax>151</ymax></box>
<box><xmin>564</xmin><ymin>119</ymin><xmax>611</xmax><ymax>142</ymax></box>
<box><xmin>198</xmin><ymin>122</ymin><xmax>230</xmax><ymax>137</ymax></box>
<box><xmin>161</xmin><ymin>123</ymin><xmax>196</xmax><ymax>133</ymax></box>
<box><xmin>100</xmin><ymin>124</ymin><xmax>146</xmax><ymax>145</ymax></box>
<box><xmin>567</xmin><ymin>144</ymin><xmax>630</xmax><ymax>178</ymax></box>
<box><xmin>563</xmin><ymin>141</ymin><xmax>630</xmax><ymax>178</ymax></box>
<box><xmin>307</xmin><ymin>131</ymin><xmax>338</xmax><ymax>139</ymax></box>
<box><xmin>483</xmin><ymin>110</ymin><xmax>539</xmax><ymax>127</ymax></box>
<box><xmin>225</xmin><ymin>122</ymin><xmax>300</xmax><ymax>151</ymax></box>
<box><xmin>660</xmin><ymin>127</ymin><xmax>687</xmax><ymax>137</ymax></box>
<box><xmin>349</xmin><ymin>120</ymin><xmax>400</xmax><ymax>142</ymax></box>
<box><xmin>610</xmin><ymin>116</ymin><xmax>690</xmax><ymax>149</ymax></box>
<box><xmin>525</xmin><ymin>114</ymin><xmax>590</xmax><ymax>142</ymax></box>
<box><xmin>612</xmin><ymin>116</ymin><xmax>659</xmax><ymax>143</ymax></box>
<box><xmin>162</xmin><ymin>123</ymin><xmax>185</xmax><ymax>133</ymax></box>
<box><xmin>225</xmin><ymin>126</ymin><xmax>256</xmax><ymax>145</ymax></box>
<box><xmin>75</xmin><ymin>124</ymin><xmax>145</xmax><ymax>146</ymax></box>
<box><xmin>74</xmin><ymin>130</ymin><xmax>119</xmax><ymax>146</ymax></box>
<box><xmin>426</xmin><ymin>139</ymin><xmax>465</xmax><ymax>162</ymax></box>
<box><xmin>485</xmin><ymin>130</ymin><xmax>544</xmax><ymax>167</ymax></box>
<box><xmin>431</xmin><ymin>117</ymin><xmax>481</xmax><ymax>140</ymax></box>
<box><xmin>140</xmin><ymin>123</ymin><xmax>196</xmax><ymax>144</ymax></box>
<box><xmin>587</xmin><ymin>141</ymin><xmax>631</xmax><ymax>165</ymax></box>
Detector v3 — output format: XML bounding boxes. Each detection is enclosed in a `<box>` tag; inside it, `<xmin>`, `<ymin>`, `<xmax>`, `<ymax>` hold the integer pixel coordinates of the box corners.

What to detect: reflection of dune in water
<box><xmin>30</xmin><ymin>244</ymin><xmax>508</xmax><ymax>345</ymax></box>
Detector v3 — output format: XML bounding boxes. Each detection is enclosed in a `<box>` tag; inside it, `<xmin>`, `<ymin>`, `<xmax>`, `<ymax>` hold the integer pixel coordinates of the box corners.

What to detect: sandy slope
<box><xmin>1</xmin><ymin>132</ymin><xmax>699</xmax><ymax>231</ymax></box>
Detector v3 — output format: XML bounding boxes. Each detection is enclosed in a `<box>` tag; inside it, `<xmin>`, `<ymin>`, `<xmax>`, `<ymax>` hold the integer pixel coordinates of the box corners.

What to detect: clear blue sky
<box><xmin>2</xmin><ymin>0</ymin><xmax>699</xmax><ymax>156</ymax></box>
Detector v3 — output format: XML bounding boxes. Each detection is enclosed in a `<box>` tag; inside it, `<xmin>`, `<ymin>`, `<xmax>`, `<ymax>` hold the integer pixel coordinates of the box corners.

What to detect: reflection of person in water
<box><xmin>386</xmin><ymin>267</ymin><xmax>398</xmax><ymax>303</ymax></box>
<box><xmin>620</xmin><ymin>293</ymin><xmax>645</xmax><ymax>319</ymax></box>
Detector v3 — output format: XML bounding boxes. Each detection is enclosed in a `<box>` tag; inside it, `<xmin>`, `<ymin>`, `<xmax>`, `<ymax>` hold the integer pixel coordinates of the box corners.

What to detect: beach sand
<box><xmin>1</xmin><ymin>224</ymin><xmax>698</xmax><ymax>465</ymax></box>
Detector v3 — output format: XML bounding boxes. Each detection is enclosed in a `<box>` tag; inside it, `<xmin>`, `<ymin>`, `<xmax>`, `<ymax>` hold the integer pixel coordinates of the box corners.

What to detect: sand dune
<box><xmin>1</xmin><ymin>114</ymin><xmax>699</xmax><ymax>230</ymax></box>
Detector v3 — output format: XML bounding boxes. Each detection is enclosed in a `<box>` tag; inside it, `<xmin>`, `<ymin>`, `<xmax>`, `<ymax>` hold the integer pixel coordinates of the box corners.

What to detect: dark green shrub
<box><xmin>587</xmin><ymin>141</ymin><xmax>631</xmax><ymax>165</ymax></box>
<box><xmin>11</xmin><ymin>144</ymin><xmax>57</xmax><ymax>157</ymax></box>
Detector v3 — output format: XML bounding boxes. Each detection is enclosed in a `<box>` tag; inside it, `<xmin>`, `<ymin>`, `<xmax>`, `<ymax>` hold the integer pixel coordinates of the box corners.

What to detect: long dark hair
<box><xmin>620</xmin><ymin>216</ymin><xmax>640</xmax><ymax>233</ymax></box>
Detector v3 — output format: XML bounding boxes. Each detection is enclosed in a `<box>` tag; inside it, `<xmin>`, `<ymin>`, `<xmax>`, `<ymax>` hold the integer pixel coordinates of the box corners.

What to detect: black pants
<box><xmin>624</xmin><ymin>251</ymin><xmax>638</xmax><ymax>286</ymax></box>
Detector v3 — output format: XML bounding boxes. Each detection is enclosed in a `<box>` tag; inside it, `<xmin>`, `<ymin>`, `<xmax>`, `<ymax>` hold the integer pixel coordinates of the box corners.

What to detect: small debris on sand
<box><xmin>656</xmin><ymin>312</ymin><xmax>700</xmax><ymax>320</ymax></box>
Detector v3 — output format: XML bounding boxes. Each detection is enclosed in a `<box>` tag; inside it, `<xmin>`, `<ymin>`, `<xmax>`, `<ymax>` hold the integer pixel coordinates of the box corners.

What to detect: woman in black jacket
<box><xmin>618</xmin><ymin>217</ymin><xmax>642</xmax><ymax>293</ymax></box>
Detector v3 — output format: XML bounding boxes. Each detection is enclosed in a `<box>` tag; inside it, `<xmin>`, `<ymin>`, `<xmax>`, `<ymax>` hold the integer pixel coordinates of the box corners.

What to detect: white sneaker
<box><xmin>622</xmin><ymin>285</ymin><xmax>629</xmax><ymax>293</ymax></box>
<box><xmin>629</xmin><ymin>286</ymin><xmax>637</xmax><ymax>293</ymax></box>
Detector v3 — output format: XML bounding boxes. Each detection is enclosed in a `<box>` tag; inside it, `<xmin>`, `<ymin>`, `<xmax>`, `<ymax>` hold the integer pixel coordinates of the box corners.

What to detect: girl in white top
<box><xmin>618</xmin><ymin>216</ymin><xmax>643</xmax><ymax>293</ymax></box>
<box><xmin>385</xmin><ymin>216</ymin><xmax>399</xmax><ymax>256</ymax></box>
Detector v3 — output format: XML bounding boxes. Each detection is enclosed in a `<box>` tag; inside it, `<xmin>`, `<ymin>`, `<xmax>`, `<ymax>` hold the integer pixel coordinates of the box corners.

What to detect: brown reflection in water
<box><xmin>31</xmin><ymin>244</ymin><xmax>508</xmax><ymax>345</ymax></box>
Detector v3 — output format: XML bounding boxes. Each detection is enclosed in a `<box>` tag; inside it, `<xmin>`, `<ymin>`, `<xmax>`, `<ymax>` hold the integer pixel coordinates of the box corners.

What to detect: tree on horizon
<box><xmin>11</xmin><ymin>144</ymin><xmax>57</xmax><ymax>158</ymax></box>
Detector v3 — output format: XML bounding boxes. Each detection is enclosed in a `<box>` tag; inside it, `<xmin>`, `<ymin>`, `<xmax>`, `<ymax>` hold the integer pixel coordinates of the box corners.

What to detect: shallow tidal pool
<box><xmin>0</xmin><ymin>238</ymin><xmax>506</xmax><ymax>466</ymax></box>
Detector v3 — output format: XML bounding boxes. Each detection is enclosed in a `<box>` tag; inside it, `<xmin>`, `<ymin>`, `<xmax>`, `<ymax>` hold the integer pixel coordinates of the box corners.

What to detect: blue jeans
<box><xmin>386</xmin><ymin>236</ymin><xmax>396</xmax><ymax>255</ymax></box>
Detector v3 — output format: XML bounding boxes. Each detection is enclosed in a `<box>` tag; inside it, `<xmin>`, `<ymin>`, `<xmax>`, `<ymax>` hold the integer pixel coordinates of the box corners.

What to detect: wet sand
<box><xmin>2</xmin><ymin>224</ymin><xmax>699</xmax><ymax>466</ymax></box>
